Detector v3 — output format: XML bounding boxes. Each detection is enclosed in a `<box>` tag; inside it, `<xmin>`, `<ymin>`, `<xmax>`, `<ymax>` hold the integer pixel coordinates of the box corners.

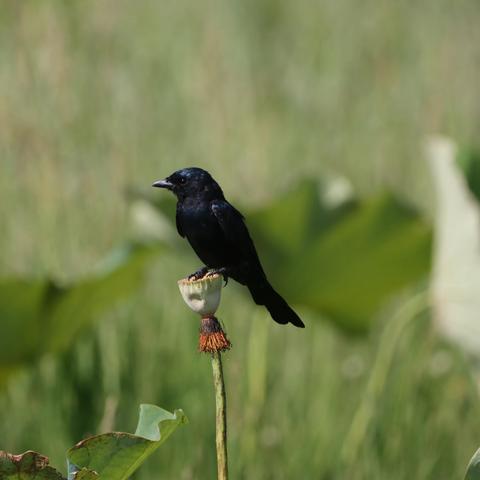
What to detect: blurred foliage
<box><xmin>142</xmin><ymin>180</ymin><xmax>432</xmax><ymax>331</ymax></box>
<box><xmin>457</xmin><ymin>147</ymin><xmax>480</xmax><ymax>203</ymax></box>
<box><xmin>2</xmin><ymin>0</ymin><xmax>480</xmax><ymax>278</ymax></box>
<box><xmin>0</xmin><ymin>243</ymin><xmax>160</xmax><ymax>389</ymax></box>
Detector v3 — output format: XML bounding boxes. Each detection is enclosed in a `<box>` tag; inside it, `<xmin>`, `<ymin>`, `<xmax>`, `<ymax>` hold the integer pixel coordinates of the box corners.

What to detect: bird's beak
<box><xmin>152</xmin><ymin>179</ymin><xmax>173</xmax><ymax>190</ymax></box>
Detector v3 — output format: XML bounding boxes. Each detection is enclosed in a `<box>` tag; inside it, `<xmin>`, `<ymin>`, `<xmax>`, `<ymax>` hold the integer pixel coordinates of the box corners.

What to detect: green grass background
<box><xmin>1</xmin><ymin>1</ymin><xmax>480</xmax><ymax>478</ymax></box>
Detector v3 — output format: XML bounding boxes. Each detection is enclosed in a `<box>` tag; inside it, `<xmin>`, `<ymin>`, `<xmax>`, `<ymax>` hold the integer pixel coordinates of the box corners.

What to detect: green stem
<box><xmin>211</xmin><ymin>351</ymin><xmax>228</xmax><ymax>480</ymax></box>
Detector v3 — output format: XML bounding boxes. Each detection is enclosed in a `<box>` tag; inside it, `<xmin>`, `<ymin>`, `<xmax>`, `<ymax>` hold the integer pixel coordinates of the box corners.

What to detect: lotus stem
<box><xmin>211</xmin><ymin>351</ymin><xmax>228</xmax><ymax>480</ymax></box>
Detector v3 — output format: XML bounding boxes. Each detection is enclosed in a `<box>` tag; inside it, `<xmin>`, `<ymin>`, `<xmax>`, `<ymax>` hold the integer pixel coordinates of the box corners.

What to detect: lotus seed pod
<box><xmin>177</xmin><ymin>273</ymin><xmax>222</xmax><ymax>317</ymax></box>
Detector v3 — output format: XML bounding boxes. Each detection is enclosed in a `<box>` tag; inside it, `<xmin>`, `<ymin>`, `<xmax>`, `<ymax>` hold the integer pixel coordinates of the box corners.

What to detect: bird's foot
<box><xmin>206</xmin><ymin>268</ymin><xmax>229</xmax><ymax>286</ymax></box>
<box><xmin>188</xmin><ymin>266</ymin><xmax>209</xmax><ymax>281</ymax></box>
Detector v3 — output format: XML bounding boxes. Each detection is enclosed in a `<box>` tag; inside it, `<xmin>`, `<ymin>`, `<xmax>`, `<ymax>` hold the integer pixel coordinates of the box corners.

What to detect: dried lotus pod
<box><xmin>178</xmin><ymin>273</ymin><xmax>222</xmax><ymax>317</ymax></box>
<box><xmin>178</xmin><ymin>273</ymin><xmax>231</xmax><ymax>353</ymax></box>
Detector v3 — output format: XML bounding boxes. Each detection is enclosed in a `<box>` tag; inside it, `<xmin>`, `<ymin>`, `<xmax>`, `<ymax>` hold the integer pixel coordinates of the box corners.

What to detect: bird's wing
<box><xmin>175</xmin><ymin>207</ymin><xmax>185</xmax><ymax>237</ymax></box>
<box><xmin>210</xmin><ymin>199</ymin><xmax>263</xmax><ymax>269</ymax></box>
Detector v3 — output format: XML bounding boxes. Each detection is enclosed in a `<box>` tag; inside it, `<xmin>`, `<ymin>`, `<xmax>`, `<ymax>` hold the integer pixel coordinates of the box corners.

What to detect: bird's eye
<box><xmin>179</xmin><ymin>176</ymin><xmax>187</xmax><ymax>185</ymax></box>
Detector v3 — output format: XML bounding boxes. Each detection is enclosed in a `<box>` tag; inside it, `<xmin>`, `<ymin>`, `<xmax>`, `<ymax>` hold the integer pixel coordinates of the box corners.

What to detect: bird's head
<box><xmin>152</xmin><ymin>167</ymin><xmax>223</xmax><ymax>200</ymax></box>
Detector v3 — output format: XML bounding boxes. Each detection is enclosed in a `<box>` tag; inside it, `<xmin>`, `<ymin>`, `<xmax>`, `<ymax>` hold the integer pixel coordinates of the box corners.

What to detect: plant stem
<box><xmin>211</xmin><ymin>351</ymin><xmax>228</xmax><ymax>480</ymax></box>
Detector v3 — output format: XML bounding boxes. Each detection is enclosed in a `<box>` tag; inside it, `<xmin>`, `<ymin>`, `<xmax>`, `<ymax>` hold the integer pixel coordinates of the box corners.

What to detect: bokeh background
<box><xmin>1</xmin><ymin>1</ymin><xmax>480</xmax><ymax>479</ymax></box>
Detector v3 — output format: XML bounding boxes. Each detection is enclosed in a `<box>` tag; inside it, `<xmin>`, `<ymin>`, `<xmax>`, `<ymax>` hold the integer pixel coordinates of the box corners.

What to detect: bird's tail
<box><xmin>248</xmin><ymin>281</ymin><xmax>305</xmax><ymax>328</ymax></box>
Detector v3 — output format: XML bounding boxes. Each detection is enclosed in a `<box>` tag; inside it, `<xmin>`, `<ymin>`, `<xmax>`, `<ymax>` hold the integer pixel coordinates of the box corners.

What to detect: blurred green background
<box><xmin>1</xmin><ymin>1</ymin><xmax>480</xmax><ymax>479</ymax></box>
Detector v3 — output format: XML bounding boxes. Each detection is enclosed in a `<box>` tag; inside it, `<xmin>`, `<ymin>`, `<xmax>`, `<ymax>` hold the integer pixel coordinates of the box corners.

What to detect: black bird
<box><xmin>152</xmin><ymin>167</ymin><xmax>305</xmax><ymax>328</ymax></box>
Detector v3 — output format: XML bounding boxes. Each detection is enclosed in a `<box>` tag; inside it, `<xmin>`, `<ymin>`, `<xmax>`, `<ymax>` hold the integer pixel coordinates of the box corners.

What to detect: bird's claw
<box><xmin>188</xmin><ymin>267</ymin><xmax>228</xmax><ymax>286</ymax></box>
<box><xmin>188</xmin><ymin>267</ymin><xmax>209</xmax><ymax>281</ymax></box>
<box><xmin>206</xmin><ymin>268</ymin><xmax>229</xmax><ymax>286</ymax></box>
